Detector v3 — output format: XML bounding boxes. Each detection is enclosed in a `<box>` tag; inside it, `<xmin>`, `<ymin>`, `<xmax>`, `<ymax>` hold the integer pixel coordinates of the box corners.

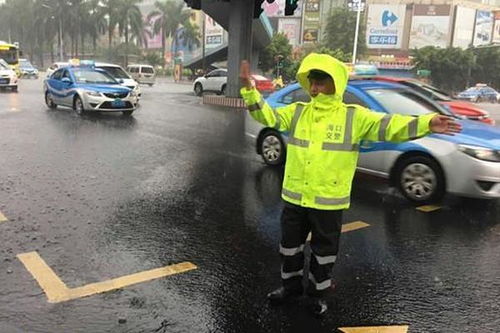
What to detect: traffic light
<box><xmin>184</xmin><ymin>0</ymin><xmax>201</xmax><ymax>10</ymax></box>
<box><xmin>285</xmin><ymin>0</ymin><xmax>299</xmax><ymax>16</ymax></box>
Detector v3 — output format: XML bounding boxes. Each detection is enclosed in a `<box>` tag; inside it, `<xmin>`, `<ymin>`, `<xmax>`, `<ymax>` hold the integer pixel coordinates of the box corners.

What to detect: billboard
<box><xmin>493</xmin><ymin>11</ymin><xmax>500</xmax><ymax>44</ymax></box>
<box><xmin>205</xmin><ymin>15</ymin><xmax>224</xmax><ymax>49</ymax></box>
<box><xmin>366</xmin><ymin>4</ymin><xmax>406</xmax><ymax>49</ymax></box>
<box><xmin>263</xmin><ymin>0</ymin><xmax>302</xmax><ymax>17</ymax></box>
<box><xmin>409</xmin><ymin>5</ymin><xmax>452</xmax><ymax>49</ymax></box>
<box><xmin>143</xmin><ymin>14</ymin><xmax>163</xmax><ymax>49</ymax></box>
<box><xmin>278</xmin><ymin>18</ymin><xmax>301</xmax><ymax>46</ymax></box>
<box><xmin>473</xmin><ymin>10</ymin><xmax>493</xmax><ymax>46</ymax></box>
<box><xmin>302</xmin><ymin>0</ymin><xmax>320</xmax><ymax>44</ymax></box>
<box><xmin>452</xmin><ymin>7</ymin><xmax>476</xmax><ymax>49</ymax></box>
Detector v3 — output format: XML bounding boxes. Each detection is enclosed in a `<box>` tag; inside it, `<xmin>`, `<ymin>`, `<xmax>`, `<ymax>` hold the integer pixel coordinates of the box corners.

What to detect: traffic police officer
<box><xmin>239</xmin><ymin>54</ymin><xmax>461</xmax><ymax>316</ymax></box>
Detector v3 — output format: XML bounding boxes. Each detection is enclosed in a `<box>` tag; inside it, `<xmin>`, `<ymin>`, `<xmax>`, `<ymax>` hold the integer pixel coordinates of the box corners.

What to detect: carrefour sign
<box><xmin>366</xmin><ymin>4</ymin><xmax>406</xmax><ymax>48</ymax></box>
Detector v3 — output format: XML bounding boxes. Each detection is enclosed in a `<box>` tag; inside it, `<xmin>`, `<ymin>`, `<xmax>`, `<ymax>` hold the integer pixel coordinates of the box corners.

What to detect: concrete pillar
<box><xmin>227</xmin><ymin>0</ymin><xmax>254</xmax><ymax>97</ymax></box>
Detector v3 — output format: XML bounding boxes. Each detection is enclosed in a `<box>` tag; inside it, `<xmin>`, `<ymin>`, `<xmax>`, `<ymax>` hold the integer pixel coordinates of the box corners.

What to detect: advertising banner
<box><xmin>473</xmin><ymin>10</ymin><xmax>493</xmax><ymax>46</ymax></box>
<box><xmin>143</xmin><ymin>14</ymin><xmax>163</xmax><ymax>49</ymax></box>
<box><xmin>303</xmin><ymin>0</ymin><xmax>320</xmax><ymax>44</ymax></box>
<box><xmin>493</xmin><ymin>11</ymin><xmax>500</xmax><ymax>44</ymax></box>
<box><xmin>366</xmin><ymin>4</ymin><xmax>406</xmax><ymax>49</ymax></box>
<box><xmin>452</xmin><ymin>7</ymin><xmax>476</xmax><ymax>48</ymax></box>
<box><xmin>409</xmin><ymin>5</ymin><xmax>452</xmax><ymax>49</ymax></box>
<box><xmin>263</xmin><ymin>0</ymin><xmax>302</xmax><ymax>17</ymax></box>
<box><xmin>278</xmin><ymin>18</ymin><xmax>301</xmax><ymax>46</ymax></box>
<box><xmin>205</xmin><ymin>15</ymin><xmax>224</xmax><ymax>49</ymax></box>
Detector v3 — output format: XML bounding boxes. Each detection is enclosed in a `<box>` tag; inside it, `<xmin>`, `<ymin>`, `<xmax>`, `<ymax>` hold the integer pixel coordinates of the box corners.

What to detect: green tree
<box><xmin>323</xmin><ymin>7</ymin><xmax>366</xmax><ymax>61</ymax></box>
<box><xmin>412</xmin><ymin>46</ymin><xmax>474</xmax><ymax>92</ymax></box>
<box><xmin>179</xmin><ymin>20</ymin><xmax>201</xmax><ymax>52</ymax></box>
<box><xmin>259</xmin><ymin>33</ymin><xmax>292</xmax><ymax>75</ymax></box>
<box><xmin>471</xmin><ymin>47</ymin><xmax>500</xmax><ymax>89</ymax></box>
<box><xmin>148</xmin><ymin>0</ymin><xmax>191</xmax><ymax>66</ymax></box>
<box><xmin>116</xmin><ymin>0</ymin><xmax>144</xmax><ymax>66</ymax></box>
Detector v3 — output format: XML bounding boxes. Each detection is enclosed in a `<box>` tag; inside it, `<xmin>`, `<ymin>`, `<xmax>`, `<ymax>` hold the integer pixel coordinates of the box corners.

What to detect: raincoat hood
<box><xmin>296</xmin><ymin>53</ymin><xmax>349</xmax><ymax>102</ymax></box>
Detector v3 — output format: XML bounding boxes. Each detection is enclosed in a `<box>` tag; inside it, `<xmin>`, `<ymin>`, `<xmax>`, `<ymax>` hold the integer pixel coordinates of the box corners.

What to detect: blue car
<box><xmin>456</xmin><ymin>84</ymin><xmax>499</xmax><ymax>103</ymax></box>
<box><xmin>245</xmin><ymin>80</ymin><xmax>500</xmax><ymax>203</ymax></box>
<box><xmin>43</xmin><ymin>63</ymin><xmax>139</xmax><ymax>116</ymax></box>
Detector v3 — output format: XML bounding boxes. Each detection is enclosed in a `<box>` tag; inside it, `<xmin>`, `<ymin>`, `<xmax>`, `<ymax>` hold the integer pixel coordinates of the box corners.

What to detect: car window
<box><xmin>99</xmin><ymin>66</ymin><xmax>131</xmax><ymax>79</ymax></box>
<box><xmin>62</xmin><ymin>70</ymin><xmax>71</xmax><ymax>80</ymax></box>
<box><xmin>72</xmin><ymin>69</ymin><xmax>117</xmax><ymax>84</ymax></box>
<box><xmin>51</xmin><ymin>69</ymin><xmax>63</xmax><ymax>80</ymax></box>
<box><xmin>141</xmin><ymin>67</ymin><xmax>154</xmax><ymax>74</ymax></box>
<box><xmin>207</xmin><ymin>70</ymin><xmax>219</xmax><ymax>78</ymax></box>
<box><xmin>367</xmin><ymin>89</ymin><xmax>445</xmax><ymax>116</ymax></box>
<box><xmin>343</xmin><ymin>91</ymin><xmax>368</xmax><ymax>107</ymax></box>
<box><xmin>220</xmin><ymin>71</ymin><xmax>227</xmax><ymax>77</ymax></box>
<box><xmin>128</xmin><ymin>67</ymin><xmax>138</xmax><ymax>73</ymax></box>
<box><xmin>281</xmin><ymin>88</ymin><xmax>311</xmax><ymax>104</ymax></box>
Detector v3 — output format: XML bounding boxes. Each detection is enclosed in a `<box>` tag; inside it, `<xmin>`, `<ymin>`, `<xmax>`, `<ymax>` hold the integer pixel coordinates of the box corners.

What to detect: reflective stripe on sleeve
<box><xmin>408</xmin><ymin>117</ymin><xmax>418</xmax><ymax>139</ymax></box>
<box><xmin>279</xmin><ymin>244</ymin><xmax>305</xmax><ymax>256</ymax></box>
<box><xmin>378</xmin><ymin>115</ymin><xmax>392</xmax><ymax>141</ymax></box>
<box><xmin>289</xmin><ymin>137</ymin><xmax>310</xmax><ymax>148</ymax></box>
<box><xmin>314</xmin><ymin>196</ymin><xmax>350</xmax><ymax>206</ymax></box>
<box><xmin>281</xmin><ymin>269</ymin><xmax>304</xmax><ymax>280</ymax></box>
<box><xmin>308</xmin><ymin>273</ymin><xmax>332</xmax><ymax>290</ymax></box>
<box><xmin>247</xmin><ymin>98</ymin><xmax>264</xmax><ymax>112</ymax></box>
<box><xmin>314</xmin><ymin>254</ymin><xmax>337</xmax><ymax>265</ymax></box>
<box><xmin>282</xmin><ymin>188</ymin><xmax>302</xmax><ymax>201</ymax></box>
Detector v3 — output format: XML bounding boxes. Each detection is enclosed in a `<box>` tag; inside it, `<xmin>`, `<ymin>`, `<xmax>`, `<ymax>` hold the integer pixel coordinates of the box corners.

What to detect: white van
<box><xmin>126</xmin><ymin>64</ymin><xmax>155</xmax><ymax>86</ymax></box>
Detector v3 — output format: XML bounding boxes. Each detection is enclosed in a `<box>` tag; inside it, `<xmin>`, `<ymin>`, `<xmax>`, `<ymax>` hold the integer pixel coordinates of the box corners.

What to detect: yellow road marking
<box><xmin>17</xmin><ymin>251</ymin><xmax>197</xmax><ymax>303</ymax></box>
<box><xmin>307</xmin><ymin>221</ymin><xmax>370</xmax><ymax>241</ymax></box>
<box><xmin>416</xmin><ymin>205</ymin><xmax>442</xmax><ymax>212</ymax></box>
<box><xmin>338</xmin><ymin>325</ymin><xmax>409</xmax><ymax>333</ymax></box>
<box><xmin>0</xmin><ymin>211</ymin><xmax>7</xmax><ymax>222</ymax></box>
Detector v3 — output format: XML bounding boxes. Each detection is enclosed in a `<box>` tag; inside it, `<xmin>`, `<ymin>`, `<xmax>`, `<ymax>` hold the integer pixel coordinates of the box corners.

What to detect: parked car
<box><xmin>95</xmin><ymin>62</ymin><xmax>141</xmax><ymax>99</ymax></box>
<box><xmin>456</xmin><ymin>84</ymin><xmax>499</xmax><ymax>103</ymax></box>
<box><xmin>0</xmin><ymin>60</ymin><xmax>18</xmax><ymax>91</ymax></box>
<box><xmin>193</xmin><ymin>68</ymin><xmax>274</xmax><ymax>96</ymax></box>
<box><xmin>19</xmin><ymin>58</ymin><xmax>39</xmax><ymax>79</ymax></box>
<box><xmin>44</xmin><ymin>62</ymin><xmax>138</xmax><ymax>116</ymax></box>
<box><xmin>246</xmin><ymin>80</ymin><xmax>500</xmax><ymax>203</ymax></box>
<box><xmin>46</xmin><ymin>62</ymin><xmax>69</xmax><ymax>78</ymax></box>
<box><xmin>373</xmin><ymin>77</ymin><xmax>495</xmax><ymax>125</ymax></box>
<box><xmin>126</xmin><ymin>64</ymin><xmax>156</xmax><ymax>86</ymax></box>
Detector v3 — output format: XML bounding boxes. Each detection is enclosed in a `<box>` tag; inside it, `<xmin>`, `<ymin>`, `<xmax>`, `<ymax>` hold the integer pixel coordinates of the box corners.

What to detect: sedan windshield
<box><xmin>99</xmin><ymin>66</ymin><xmax>131</xmax><ymax>79</ymax></box>
<box><xmin>73</xmin><ymin>70</ymin><xmax>117</xmax><ymax>84</ymax></box>
<box><xmin>367</xmin><ymin>89</ymin><xmax>449</xmax><ymax>116</ymax></box>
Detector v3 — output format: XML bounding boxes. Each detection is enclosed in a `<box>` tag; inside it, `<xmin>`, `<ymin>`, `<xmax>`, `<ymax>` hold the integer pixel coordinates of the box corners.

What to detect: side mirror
<box><xmin>117</xmin><ymin>78</ymin><xmax>124</xmax><ymax>84</ymax></box>
<box><xmin>61</xmin><ymin>77</ymin><xmax>72</xmax><ymax>84</ymax></box>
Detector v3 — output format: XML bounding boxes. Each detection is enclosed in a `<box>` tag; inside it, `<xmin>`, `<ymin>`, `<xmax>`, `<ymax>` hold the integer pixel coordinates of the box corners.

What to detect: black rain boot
<box><xmin>267</xmin><ymin>287</ymin><xmax>303</xmax><ymax>305</ymax></box>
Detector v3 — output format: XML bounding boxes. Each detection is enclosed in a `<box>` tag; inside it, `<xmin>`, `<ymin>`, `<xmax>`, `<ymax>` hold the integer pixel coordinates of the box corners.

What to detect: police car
<box><xmin>43</xmin><ymin>60</ymin><xmax>138</xmax><ymax>116</ymax></box>
<box><xmin>246</xmin><ymin>80</ymin><xmax>500</xmax><ymax>203</ymax></box>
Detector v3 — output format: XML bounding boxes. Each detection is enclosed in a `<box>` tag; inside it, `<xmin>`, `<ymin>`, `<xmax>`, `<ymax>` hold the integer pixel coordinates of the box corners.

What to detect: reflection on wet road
<box><xmin>0</xmin><ymin>79</ymin><xmax>499</xmax><ymax>332</ymax></box>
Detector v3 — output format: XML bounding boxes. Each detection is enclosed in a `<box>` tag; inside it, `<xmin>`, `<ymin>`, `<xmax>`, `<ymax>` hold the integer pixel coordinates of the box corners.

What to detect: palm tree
<box><xmin>148</xmin><ymin>0</ymin><xmax>191</xmax><ymax>66</ymax></box>
<box><xmin>178</xmin><ymin>20</ymin><xmax>200</xmax><ymax>53</ymax></box>
<box><xmin>116</xmin><ymin>0</ymin><xmax>144</xmax><ymax>66</ymax></box>
<box><xmin>85</xmin><ymin>0</ymin><xmax>107</xmax><ymax>56</ymax></box>
<box><xmin>103</xmin><ymin>0</ymin><xmax>120</xmax><ymax>48</ymax></box>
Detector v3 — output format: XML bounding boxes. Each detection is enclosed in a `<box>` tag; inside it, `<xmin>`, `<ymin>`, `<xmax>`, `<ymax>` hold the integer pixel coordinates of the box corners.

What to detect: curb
<box><xmin>203</xmin><ymin>95</ymin><xmax>246</xmax><ymax>109</ymax></box>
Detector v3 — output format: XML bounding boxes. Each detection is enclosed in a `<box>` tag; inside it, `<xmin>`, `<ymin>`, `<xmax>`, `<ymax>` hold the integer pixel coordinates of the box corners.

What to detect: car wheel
<box><xmin>45</xmin><ymin>91</ymin><xmax>57</xmax><ymax>109</ymax></box>
<box><xmin>73</xmin><ymin>96</ymin><xmax>85</xmax><ymax>116</ymax></box>
<box><xmin>122</xmin><ymin>110</ymin><xmax>133</xmax><ymax>116</ymax></box>
<box><xmin>260</xmin><ymin>131</ymin><xmax>285</xmax><ymax>166</ymax></box>
<box><xmin>194</xmin><ymin>83</ymin><xmax>203</xmax><ymax>96</ymax></box>
<box><xmin>396</xmin><ymin>155</ymin><xmax>445</xmax><ymax>203</ymax></box>
<box><xmin>221</xmin><ymin>84</ymin><xmax>227</xmax><ymax>96</ymax></box>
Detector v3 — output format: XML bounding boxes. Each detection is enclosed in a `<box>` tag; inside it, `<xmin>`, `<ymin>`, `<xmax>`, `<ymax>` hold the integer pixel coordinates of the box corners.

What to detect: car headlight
<box><xmin>85</xmin><ymin>90</ymin><xmax>101</xmax><ymax>97</ymax></box>
<box><xmin>130</xmin><ymin>90</ymin><xmax>137</xmax><ymax>97</ymax></box>
<box><xmin>458</xmin><ymin>144</ymin><xmax>500</xmax><ymax>162</ymax></box>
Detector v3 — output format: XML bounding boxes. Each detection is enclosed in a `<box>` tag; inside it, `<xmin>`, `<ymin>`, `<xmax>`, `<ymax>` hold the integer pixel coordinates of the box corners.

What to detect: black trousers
<box><xmin>279</xmin><ymin>202</ymin><xmax>343</xmax><ymax>297</ymax></box>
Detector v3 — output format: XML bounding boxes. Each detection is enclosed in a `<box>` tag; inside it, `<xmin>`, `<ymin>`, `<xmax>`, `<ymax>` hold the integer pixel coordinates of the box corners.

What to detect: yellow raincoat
<box><xmin>241</xmin><ymin>53</ymin><xmax>435</xmax><ymax>210</ymax></box>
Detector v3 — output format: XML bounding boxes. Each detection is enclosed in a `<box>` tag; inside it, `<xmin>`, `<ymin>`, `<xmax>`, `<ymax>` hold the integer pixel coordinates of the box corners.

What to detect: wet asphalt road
<box><xmin>0</xmin><ymin>78</ymin><xmax>499</xmax><ymax>333</ymax></box>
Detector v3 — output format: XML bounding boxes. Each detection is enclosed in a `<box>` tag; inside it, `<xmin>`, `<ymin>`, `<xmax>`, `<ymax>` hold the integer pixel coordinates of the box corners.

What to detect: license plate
<box><xmin>112</xmin><ymin>99</ymin><xmax>125</xmax><ymax>107</ymax></box>
<box><xmin>0</xmin><ymin>79</ymin><xmax>8</xmax><ymax>84</ymax></box>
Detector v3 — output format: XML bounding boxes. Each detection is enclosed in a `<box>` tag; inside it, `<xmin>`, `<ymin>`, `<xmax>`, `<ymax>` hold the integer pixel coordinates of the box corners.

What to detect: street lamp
<box><xmin>42</xmin><ymin>4</ymin><xmax>64</xmax><ymax>61</ymax></box>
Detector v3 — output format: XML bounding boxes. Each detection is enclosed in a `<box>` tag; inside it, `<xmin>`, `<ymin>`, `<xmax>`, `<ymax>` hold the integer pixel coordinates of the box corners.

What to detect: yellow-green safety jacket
<box><xmin>241</xmin><ymin>53</ymin><xmax>435</xmax><ymax>210</ymax></box>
